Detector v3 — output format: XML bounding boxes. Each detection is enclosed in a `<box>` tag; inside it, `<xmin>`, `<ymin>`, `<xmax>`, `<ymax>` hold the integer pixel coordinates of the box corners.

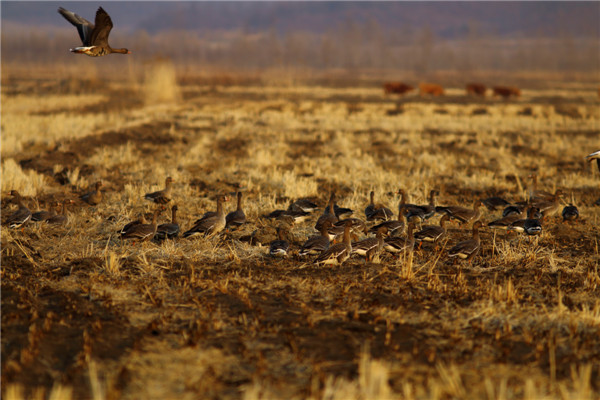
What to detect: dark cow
<box><xmin>493</xmin><ymin>86</ymin><xmax>521</xmax><ymax>98</ymax></box>
<box><xmin>383</xmin><ymin>82</ymin><xmax>414</xmax><ymax>96</ymax></box>
<box><xmin>419</xmin><ymin>82</ymin><xmax>444</xmax><ymax>96</ymax></box>
<box><xmin>466</xmin><ymin>83</ymin><xmax>486</xmax><ymax>96</ymax></box>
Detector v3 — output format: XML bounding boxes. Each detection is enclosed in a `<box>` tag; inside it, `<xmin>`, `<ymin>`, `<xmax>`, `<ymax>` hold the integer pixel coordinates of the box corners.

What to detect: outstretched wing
<box><xmin>57</xmin><ymin>7</ymin><xmax>94</xmax><ymax>46</ymax></box>
<box><xmin>90</xmin><ymin>7</ymin><xmax>114</xmax><ymax>46</ymax></box>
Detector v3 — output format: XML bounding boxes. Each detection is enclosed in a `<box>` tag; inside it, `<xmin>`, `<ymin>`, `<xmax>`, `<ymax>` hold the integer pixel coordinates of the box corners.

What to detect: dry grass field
<box><xmin>2</xmin><ymin>64</ymin><xmax>600</xmax><ymax>400</ymax></box>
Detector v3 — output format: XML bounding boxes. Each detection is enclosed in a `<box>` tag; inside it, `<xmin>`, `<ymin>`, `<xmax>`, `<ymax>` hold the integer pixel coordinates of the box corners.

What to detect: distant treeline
<box><xmin>2</xmin><ymin>23</ymin><xmax>598</xmax><ymax>77</ymax></box>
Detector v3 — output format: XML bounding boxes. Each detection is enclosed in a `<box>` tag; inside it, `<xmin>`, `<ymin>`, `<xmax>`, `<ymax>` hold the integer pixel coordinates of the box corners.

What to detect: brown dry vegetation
<box><xmin>2</xmin><ymin>63</ymin><xmax>600</xmax><ymax>400</ymax></box>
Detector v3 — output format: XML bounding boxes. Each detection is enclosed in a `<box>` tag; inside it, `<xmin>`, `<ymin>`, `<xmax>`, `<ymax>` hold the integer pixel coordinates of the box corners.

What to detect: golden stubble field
<box><xmin>1</xmin><ymin>64</ymin><xmax>600</xmax><ymax>400</ymax></box>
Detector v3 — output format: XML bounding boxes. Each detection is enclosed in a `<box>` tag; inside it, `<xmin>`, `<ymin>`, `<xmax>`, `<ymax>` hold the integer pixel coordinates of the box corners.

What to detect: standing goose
<box><xmin>502</xmin><ymin>204</ymin><xmax>526</xmax><ymax>218</ymax></box>
<box><xmin>405</xmin><ymin>189</ymin><xmax>439</xmax><ymax>221</ymax></box>
<box><xmin>481</xmin><ymin>196</ymin><xmax>510</xmax><ymax>211</ymax></box>
<box><xmin>369</xmin><ymin>205</ymin><xmax>406</xmax><ymax>237</ymax></box>
<box><xmin>226</xmin><ymin>192</ymin><xmax>246</xmax><ymax>230</ymax></box>
<box><xmin>315</xmin><ymin>220</ymin><xmax>353</xmax><ymax>266</ymax></box>
<box><xmin>531</xmin><ymin>189</ymin><xmax>563</xmax><ymax>218</ymax></box>
<box><xmin>144</xmin><ymin>177</ymin><xmax>174</xmax><ymax>205</ymax></box>
<box><xmin>299</xmin><ymin>220</ymin><xmax>332</xmax><ymax>257</ymax></box>
<box><xmin>289</xmin><ymin>198</ymin><xmax>319</xmax><ymax>214</ymax></box>
<box><xmin>46</xmin><ymin>199</ymin><xmax>74</xmax><ymax>225</ymax></box>
<box><xmin>414</xmin><ymin>214</ymin><xmax>450</xmax><ymax>246</ymax></box>
<box><xmin>352</xmin><ymin>226</ymin><xmax>388</xmax><ymax>262</ymax></box>
<box><xmin>448</xmin><ymin>221</ymin><xmax>483</xmax><ymax>262</ymax></box>
<box><xmin>121</xmin><ymin>209</ymin><xmax>161</xmax><ymax>242</ymax></box>
<box><xmin>58</xmin><ymin>6</ymin><xmax>131</xmax><ymax>56</ymax></box>
<box><xmin>487</xmin><ymin>213</ymin><xmax>522</xmax><ymax>230</ymax></box>
<box><xmin>155</xmin><ymin>205</ymin><xmax>180</xmax><ymax>240</ymax></box>
<box><xmin>364</xmin><ymin>191</ymin><xmax>394</xmax><ymax>222</ymax></box>
<box><xmin>315</xmin><ymin>193</ymin><xmax>339</xmax><ymax>231</ymax></box>
<box><xmin>328</xmin><ymin>218</ymin><xmax>367</xmax><ymax>242</ymax></box>
<box><xmin>32</xmin><ymin>202</ymin><xmax>57</xmax><ymax>222</ymax></box>
<box><xmin>333</xmin><ymin>204</ymin><xmax>354</xmax><ymax>219</ymax></box>
<box><xmin>79</xmin><ymin>181</ymin><xmax>103</xmax><ymax>206</ymax></box>
<box><xmin>183</xmin><ymin>195</ymin><xmax>228</xmax><ymax>238</ymax></box>
<box><xmin>383</xmin><ymin>222</ymin><xmax>416</xmax><ymax>254</ymax></box>
<box><xmin>119</xmin><ymin>213</ymin><xmax>148</xmax><ymax>236</ymax></box>
<box><xmin>6</xmin><ymin>191</ymin><xmax>32</xmax><ymax>229</ymax></box>
<box><xmin>269</xmin><ymin>226</ymin><xmax>291</xmax><ymax>257</ymax></box>
<box><xmin>509</xmin><ymin>207</ymin><xmax>542</xmax><ymax>236</ymax></box>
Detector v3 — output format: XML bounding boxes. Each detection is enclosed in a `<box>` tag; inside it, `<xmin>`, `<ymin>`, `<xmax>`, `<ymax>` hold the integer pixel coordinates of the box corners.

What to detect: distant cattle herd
<box><xmin>383</xmin><ymin>81</ymin><xmax>524</xmax><ymax>99</ymax></box>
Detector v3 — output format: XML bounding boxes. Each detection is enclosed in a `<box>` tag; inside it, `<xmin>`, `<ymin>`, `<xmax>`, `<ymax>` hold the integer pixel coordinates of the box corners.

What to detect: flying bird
<box><xmin>58</xmin><ymin>6</ymin><xmax>131</xmax><ymax>56</ymax></box>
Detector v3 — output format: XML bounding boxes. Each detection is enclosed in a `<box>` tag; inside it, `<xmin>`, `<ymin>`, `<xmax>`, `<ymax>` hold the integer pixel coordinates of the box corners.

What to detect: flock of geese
<box><xmin>6</xmin><ymin>151</ymin><xmax>594</xmax><ymax>266</ymax></box>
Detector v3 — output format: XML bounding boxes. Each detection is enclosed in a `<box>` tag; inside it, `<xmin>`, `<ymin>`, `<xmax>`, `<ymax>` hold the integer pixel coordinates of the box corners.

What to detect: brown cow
<box><xmin>383</xmin><ymin>82</ymin><xmax>414</xmax><ymax>96</ymax></box>
<box><xmin>466</xmin><ymin>83</ymin><xmax>486</xmax><ymax>96</ymax></box>
<box><xmin>419</xmin><ymin>83</ymin><xmax>444</xmax><ymax>96</ymax></box>
<box><xmin>493</xmin><ymin>86</ymin><xmax>521</xmax><ymax>98</ymax></box>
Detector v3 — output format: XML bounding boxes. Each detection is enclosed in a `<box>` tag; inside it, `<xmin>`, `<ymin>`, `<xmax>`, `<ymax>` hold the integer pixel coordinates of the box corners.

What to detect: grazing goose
<box><xmin>487</xmin><ymin>213</ymin><xmax>522</xmax><ymax>230</ymax></box>
<box><xmin>289</xmin><ymin>198</ymin><xmax>319</xmax><ymax>213</ymax></box>
<box><xmin>562</xmin><ymin>204</ymin><xmax>579</xmax><ymax>223</ymax></box>
<box><xmin>333</xmin><ymin>204</ymin><xmax>354</xmax><ymax>219</ymax></box>
<box><xmin>46</xmin><ymin>199</ymin><xmax>74</xmax><ymax>225</ymax></box>
<box><xmin>79</xmin><ymin>181</ymin><xmax>103</xmax><ymax>206</ymax></box>
<box><xmin>531</xmin><ymin>189</ymin><xmax>563</xmax><ymax>218</ymax></box>
<box><xmin>183</xmin><ymin>195</ymin><xmax>228</xmax><ymax>238</ymax></box>
<box><xmin>6</xmin><ymin>191</ymin><xmax>32</xmax><ymax>229</ymax></box>
<box><xmin>144</xmin><ymin>177</ymin><xmax>173</xmax><ymax>204</ymax></box>
<box><xmin>328</xmin><ymin>218</ymin><xmax>367</xmax><ymax>242</ymax></box>
<box><xmin>299</xmin><ymin>220</ymin><xmax>332</xmax><ymax>257</ymax></box>
<box><xmin>502</xmin><ymin>204</ymin><xmax>526</xmax><ymax>218</ymax></box>
<box><xmin>226</xmin><ymin>192</ymin><xmax>247</xmax><ymax>230</ymax></box>
<box><xmin>58</xmin><ymin>6</ymin><xmax>131</xmax><ymax>56</ymax></box>
<box><xmin>509</xmin><ymin>207</ymin><xmax>542</xmax><ymax>236</ymax></box>
<box><xmin>448</xmin><ymin>221</ymin><xmax>483</xmax><ymax>262</ymax></box>
<box><xmin>155</xmin><ymin>205</ymin><xmax>180</xmax><ymax>240</ymax></box>
<box><xmin>352</xmin><ymin>226</ymin><xmax>388</xmax><ymax>262</ymax></box>
<box><xmin>482</xmin><ymin>196</ymin><xmax>510</xmax><ymax>211</ymax></box>
<box><xmin>405</xmin><ymin>189</ymin><xmax>438</xmax><ymax>221</ymax></box>
<box><xmin>121</xmin><ymin>209</ymin><xmax>161</xmax><ymax>242</ymax></box>
<box><xmin>365</xmin><ymin>191</ymin><xmax>394</xmax><ymax>222</ymax></box>
<box><xmin>383</xmin><ymin>222</ymin><xmax>416</xmax><ymax>254</ymax></box>
<box><xmin>414</xmin><ymin>214</ymin><xmax>450</xmax><ymax>246</ymax></box>
<box><xmin>315</xmin><ymin>220</ymin><xmax>353</xmax><ymax>266</ymax></box>
<box><xmin>119</xmin><ymin>213</ymin><xmax>148</xmax><ymax>236</ymax></box>
<box><xmin>269</xmin><ymin>226</ymin><xmax>290</xmax><ymax>257</ymax></box>
<box><xmin>315</xmin><ymin>193</ymin><xmax>339</xmax><ymax>231</ymax></box>
<box><xmin>32</xmin><ymin>203</ymin><xmax>57</xmax><ymax>222</ymax></box>
<box><xmin>436</xmin><ymin>200</ymin><xmax>482</xmax><ymax>225</ymax></box>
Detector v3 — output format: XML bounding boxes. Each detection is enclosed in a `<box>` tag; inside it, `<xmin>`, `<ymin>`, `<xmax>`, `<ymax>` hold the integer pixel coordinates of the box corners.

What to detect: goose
<box><xmin>315</xmin><ymin>220</ymin><xmax>353</xmax><ymax>266</ymax></box>
<box><xmin>79</xmin><ymin>181</ymin><xmax>103</xmax><ymax>206</ymax></box>
<box><xmin>119</xmin><ymin>212</ymin><xmax>148</xmax><ymax>236</ymax></box>
<box><xmin>365</xmin><ymin>191</ymin><xmax>394</xmax><ymax>222</ymax></box>
<box><xmin>352</xmin><ymin>226</ymin><xmax>388</xmax><ymax>262</ymax></box>
<box><xmin>144</xmin><ymin>177</ymin><xmax>173</xmax><ymax>204</ymax></box>
<box><xmin>183</xmin><ymin>195</ymin><xmax>228</xmax><ymax>238</ymax></box>
<box><xmin>121</xmin><ymin>209</ymin><xmax>161</xmax><ymax>242</ymax></box>
<box><xmin>32</xmin><ymin>203</ymin><xmax>57</xmax><ymax>222</ymax></box>
<box><xmin>531</xmin><ymin>189</ymin><xmax>563</xmax><ymax>218</ymax></box>
<box><xmin>436</xmin><ymin>200</ymin><xmax>482</xmax><ymax>225</ymax></box>
<box><xmin>299</xmin><ymin>220</ymin><xmax>331</xmax><ymax>257</ymax></box>
<box><xmin>508</xmin><ymin>207</ymin><xmax>542</xmax><ymax>236</ymax></box>
<box><xmin>315</xmin><ymin>193</ymin><xmax>339</xmax><ymax>231</ymax></box>
<box><xmin>502</xmin><ymin>204</ymin><xmax>525</xmax><ymax>218</ymax></box>
<box><xmin>481</xmin><ymin>196</ymin><xmax>510</xmax><ymax>211</ymax></box>
<box><xmin>58</xmin><ymin>6</ymin><xmax>131</xmax><ymax>56</ymax></box>
<box><xmin>6</xmin><ymin>191</ymin><xmax>32</xmax><ymax>229</ymax></box>
<box><xmin>487</xmin><ymin>213</ymin><xmax>522</xmax><ymax>230</ymax></box>
<box><xmin>269</xmin><ymin>226</ymin><xmax>290</xmax><ymax>257</ymax></box>
<box><xmin>369</xmin><ymin>205</ymin><xmax>406</xmax><ymax>237</ymax></box>
<box><xmin>289</xmin><ymin>198</ymin><xmax>319</xmax><ymax>213</ymax></box>
<box><xmin>562</xmin><ymin>204</ymin><xmax>579</xmax><ymax>223</ymax></box>
<box><xmin>383</xmin><ymin>222</ymin><xmax>416</xmax><ymax>254</ymax></box>
<box><xmin>414</xmin><ymin>214</ymin><xmax>450</xmax><ymax>246</ymax></box>
<box><xmin>155</xmin><ymin>205</ymin><xmax>180</xmax><ymax>240</ymax></box>
<box><xmin>405</xmin><ymin>189</ymin><xmax>438</xmax><ymax>221</ymax></box>
<box><xmin>46</xmin><ymin>199</ymin><xmax>74</xmax><ymax>225</ymax></box>
<box><xmin>448</xmin><ymin>221</ymin><xmax>483</xmax><ymax>262</ymax></box>
<box><xmin>226</xmin><ymin>192</ymin><xmax>246</xmax><ymax>230</ymax></box>
<box><xmin>333</xmin><ymin>204</ymin><xmax>354</xmax><ymax>219</ymax></box>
